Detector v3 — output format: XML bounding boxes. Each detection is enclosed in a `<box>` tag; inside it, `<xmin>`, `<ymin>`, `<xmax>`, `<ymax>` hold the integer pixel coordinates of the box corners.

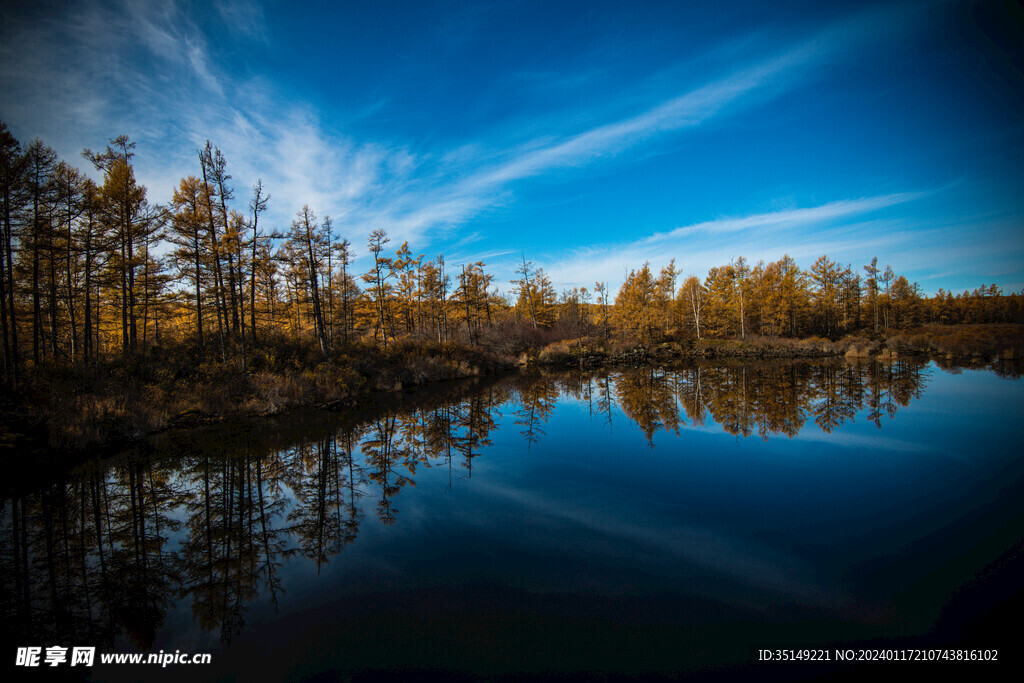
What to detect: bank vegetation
<box><xmin>1</xmin><ymin>126</ymin><xmax>1022</xmax><ymax>450</ymax></box>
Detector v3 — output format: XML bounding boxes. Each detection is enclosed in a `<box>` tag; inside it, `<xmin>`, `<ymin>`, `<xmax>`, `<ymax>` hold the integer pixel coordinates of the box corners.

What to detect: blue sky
<box><xmin>1</xmin><ymin>0</ymin><xmax>1022</xmax><ymax>295</ymax></box>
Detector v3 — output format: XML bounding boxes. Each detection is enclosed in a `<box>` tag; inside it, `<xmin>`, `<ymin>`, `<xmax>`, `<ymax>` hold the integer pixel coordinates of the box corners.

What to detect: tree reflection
<box><xmin>615</xmin><ymin>367</ymin><xmax>680</xmax><ymax>445</ymax></box>
<box><xmin>0</xmin><ymin>458</ymin><xmax>179</xmax><ymax>651</ymax></box>
<box><xmin>0</xmin><ymin>359</ymin><xmax>946</xmax><ymax>653</ymax></box>
<box><xmin>363</xmin><ymin>414</ymin><xmax>414</xmax><ymax>525</ymax></box>
<box><xmin>288</xmin><ymin>435</ymin><xmax>362</xmax><ymax>571</ymax></box>
<box><xmin>514</xmin><ymin>376</ymin><xmax>559</xmax><ymax>446</ymax></box>
<box><xmin>585</xmin><ymin>359</ymin><xmax>929</xmax><ymax>444</ymax></box>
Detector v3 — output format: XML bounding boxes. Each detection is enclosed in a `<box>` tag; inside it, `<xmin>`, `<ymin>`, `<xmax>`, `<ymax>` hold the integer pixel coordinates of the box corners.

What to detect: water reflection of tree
<box><xmin>402</xmin><ymin>388</ymin><xmax>502</xmax><ymax>488</ymax></box>
<box><xmin>0</xmin><ymin>458</ymin><xmax>180</xmax><ymax>650</ymax></box>
<box><xmin>177</xmin><ymin>439</ymin><xmax>297</xmax><ymax>644</ymax></box>
<box><xmin>1</xmin><ymin>362</ymin><xmax>937</xmax><ymax>654</ymax></box>
<box><xmin>675</xmin><ymin>364</ymin><xmax>811</xmax><ymax>440</ymax></box>
<box><xmin>254</xmin><ymin>446</ymin><xmax>291</xmax><ymax>610</ymax></box>
<box><xmin>179</xmin><ymin>453</ymin><xmax>242</xmax><ymax>641</ymax></box>
<box><xmin>514</xmin><ymin>377</ymin><xmax>559</xmax><ymax>446</ymax></box>
<box><xmin>287</xmin><ymin>434</ymin><xmax>363</xmax><ymax>572</ymax></box>
<box><xmin>807</xmin><ymin>363</ymin><xmax>862</xmax><ymax>433</ymax></box>
<box><xmin>615</xmin><ymin>367</ymin><xmax>680</xmax><ymax>445</ymax></box>
<box><xmin>104</xmin><ymin>458</ymin><xmax>181</xmax><ymax>648</ymax></box>
<box><xmin>453</xmin><ymin>390</ymin><xmax>498</xmax><ymax>476</ymax></box>
<box><xmin>863</xmin><ymin>359</ymin><xmax>927</xmax><ymax>429</ymax></box>
<box><xmin>750</xmin><ymin>364</ymin><xmax>808</xmax><ymax>438</ymax></box>
<box><xmin>595</xmin><ymin>373</ymin><xmax>617</xmax><ymax>432</ymax></box>
<box><xmin>674</xmin><ymin>366</ymin><xmax>706</xmax><ymax>427</ymax></box>
<box><xmin>362</xmin><ymin>414</ymin><xmax>414</xmax><ymax>525</ymax></box>
<box><xmin>415</xmin><ymin>401</ymin><xmax>458</xmax><ymax>489</ymax></box>
<box><xmin>604</xmin><ymin>359</ymin><xmax>929</xmax><ymax>443</ymax></box>
<box><xmin>702</xmin><ymin>365</ymin><xmax>756</xmax><ymax>438</ymax></box>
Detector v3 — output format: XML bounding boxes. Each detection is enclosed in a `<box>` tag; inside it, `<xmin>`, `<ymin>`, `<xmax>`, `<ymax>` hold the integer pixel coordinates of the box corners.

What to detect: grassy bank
<box><xmin>4</xmin><ymin>324</ymin><xmax>1021</xmax><ymax>454</ymax></box>
<box><xmin>5</xmin><ymin>337</ymin><xmax>513</xmax><ymax>451</ymax></box>
<box><xmin>526</xmin><ymin>324</ymin><xmax>1024</xmax><ymax>367</ymax></box>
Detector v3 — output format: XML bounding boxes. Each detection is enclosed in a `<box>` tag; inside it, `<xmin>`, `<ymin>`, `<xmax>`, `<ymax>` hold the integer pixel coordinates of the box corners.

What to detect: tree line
<box><xmin>1</xmin><ymin>124</ymin><xmax>1021</xmax><ymax>386</ymax></box>
<box><xmin>612</xmin><ymin>255</ymin><xmax>1022</xmax><ymax>345</ymax></box>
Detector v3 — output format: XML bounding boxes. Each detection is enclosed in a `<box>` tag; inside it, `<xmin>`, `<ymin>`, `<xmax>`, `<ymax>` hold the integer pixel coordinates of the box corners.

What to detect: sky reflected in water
<box><xmin>3</xmin><ymin>359</ymin><xmax>1022</xmax><ymax>680</ymax></box>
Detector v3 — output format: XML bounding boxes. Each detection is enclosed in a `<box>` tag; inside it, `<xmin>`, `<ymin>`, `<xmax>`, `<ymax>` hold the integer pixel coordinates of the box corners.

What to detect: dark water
<box><xmin>3</xmin><ymin>359</ymin><xmax>1023</xmax><ymax>681</ymax></box>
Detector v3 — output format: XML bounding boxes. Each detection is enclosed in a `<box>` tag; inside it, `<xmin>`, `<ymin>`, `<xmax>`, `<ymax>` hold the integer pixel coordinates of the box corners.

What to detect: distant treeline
<box><xmin>1</xmin><ymin>125</ymin><xmax>1021</xmax><ymax>386</ymax></box>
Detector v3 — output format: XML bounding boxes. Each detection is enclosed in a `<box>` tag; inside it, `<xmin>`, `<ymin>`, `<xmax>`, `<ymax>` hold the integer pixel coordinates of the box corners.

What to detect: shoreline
<box><xmin>3</xmin><ymin>325</ymin><xmax>1022</xmax><ymax>464</ymax></box>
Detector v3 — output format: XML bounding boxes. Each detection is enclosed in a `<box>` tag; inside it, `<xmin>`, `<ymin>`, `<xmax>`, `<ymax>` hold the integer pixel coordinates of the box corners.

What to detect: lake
<box><xmin>3</xmin><ymin>359</ymin><xmax>1022</xmax><ymax>680</ymax></box>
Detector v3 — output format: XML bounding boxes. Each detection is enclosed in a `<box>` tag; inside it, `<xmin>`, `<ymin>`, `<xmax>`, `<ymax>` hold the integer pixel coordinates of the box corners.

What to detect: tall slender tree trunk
<box><xmin>127</xmin><ymin>228</ymin><xmax>137</xmax><ymax>352</ymax></box>
<box><xmin>0</xmin><ymin>202</ymin><xmax>10</xmax><ymax>381</ymax></box>
<box><xmin>237</xmin><ymin>240</ymin><xmax>247</xmax><ymax>373</ymax></box>
<box><xmin>250</xmin><ymin>229</ymin><xmax>257</xmax><ymax>341</ymax></box>
<box><xmin>32</xmin><ymin>204</ymin><xmax>42</xmax><ymax>363</ymax></box>
<box><xmin>200</xmin><ymin>160</ymin><xmax>227</xmax><ymax>362</ymax></box>
<box><xmin>5</xmin><ymin>212</ymin><xmax>17</xmax><ymax>378</ymax></box>
<box><xmin>65</xmin><ymin>216</ymin><xmax>78</xmax><ymax>359</ymax></box>
<box><xmin>83</xmin><ymin>238</ymin><xmax>92</xmax><ymax>364</ymax></box>
<box><xmin>462</xmin><ymin>265</ymin><xmax>474</xmax><ymax>345</ymax></box>
<box><xmin>193</xmin><ymin>228</ymin><xmax>204</xmax><ymax>359</ymax></box>
<box><xmin>141</xmin><ymin>242</ymin><xmax>150</xmax><ymax>351</ymax></box>
<box><xmin>304</xmin><ymin>225</ymin><xmax>328</xmax><ymax>360</ymax></box>
<box><xmin>120</xmin><ymin>228</ymin><xmax>128</xmax><ymax>356</ymax></box>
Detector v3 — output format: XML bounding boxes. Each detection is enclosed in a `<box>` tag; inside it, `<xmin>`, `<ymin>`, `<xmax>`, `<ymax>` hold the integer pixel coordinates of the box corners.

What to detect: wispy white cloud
<box><xmin>0</xmin><ymin>0</ymin><xmax>391</xmax><ymax>238</ymax></box>
<box><xmin>328</xmin><ymin>4</ymin><xmax>920</xmax><ymax>252</ymax></box>
<box><xmin>528</xmin><ymin>194</ymin><xmax>1024</xmax><ymax>297</ymax></box>
<box><xmin>644</xmin><ymin>193</ymin><xmax>926</xmax><ymax>243</ymax></box>
<box><xmin>213</xmin><ymin>0</ymin><xmax>269</xmax><ymax>43</ymax></box>
<box><xmin>0</xmin><ymin>0</ymin><xmax>935</xmax><ymax>283</ymax></box>
<box><xmin>529</xmin><ymin>194</ymin><xmax>926</xmax><ymax>291</ymax></box>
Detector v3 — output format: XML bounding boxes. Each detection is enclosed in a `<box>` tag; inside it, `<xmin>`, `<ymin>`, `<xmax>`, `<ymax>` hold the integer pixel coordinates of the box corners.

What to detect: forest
<box><xmin>1</xmin><ymin>126</ymin><xmax>1022</xmax><ymax>449</ymax></box>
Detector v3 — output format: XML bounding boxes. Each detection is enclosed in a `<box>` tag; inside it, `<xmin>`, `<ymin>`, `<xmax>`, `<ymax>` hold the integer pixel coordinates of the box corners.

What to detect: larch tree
<box><xmin>514</xmin><ymin>255</ymin><xmax>539</xmax><ymax>329</ymax></box>
<box><xmin>514</xmin><ymin>266</ymin><xmax>555</xmax><ymax>328</ymax></box>
<box><xmin>197</xmin><ymin>141</ymin><xmax>229</xmax><ymax>359</ymax></box>
<box><xmin>248</xmin><ymin>179</ymin><xmax>269</xmax><ymax>341</ymax></box>
<box><xmin>420</xmin><ymin>255</ymin><xmax>449</xmax><ymax>342</ymax></box>
<box><xmin>201</xmin><ymin>143</ymin><xmax>242</xmax><ymax>335</ymax></box>
<box><xmin>393</xmin><ymin>241</ymin><xmax>422</xmax><ymax>336</ymax></box>
<box><xmin>26</xmin><ymin>139</ymin><xmax>56</xmax><ymax>362</ymax></box>
<box><xmin>732</xmin><ymin>257</ymin><xmax>750</xmax><ymax>340</ymax></box>
<box><xmin>840</xmin><ymin>264</ymin><xmax>861</xmax><ymax>333</ymax></box>
<box><xmin>290</xmin><ymin>205</ymin><xmax>329</xmax><ymax>360</ymax></box>
<box><xmin>703</xmin><ymin>265</ymin><xmax>735</xmax><ymax>338</ymax></box>
<box><xmin>615</xmin><ymin>262</ymin><xmax>661</xmax><ymax>344</ymax></box>
<box><xmin>363</xmin><ymin>228</ymin><xmax>393</xmax><ymax>347</ymax></box>
<box><xmin>880</xmin><ymin>264</ymin><xmax>895</xmax><ymax>331</ymax></box>
<box><xmin>0</xmin><ymin>124</ymin><xmax>26</xmax><ymax>382</ymax></box>
<box><xmin>85</xmin><ymin>136</ymin><xmax>149</xmax><ymax>357</ymax></box>
<box><xmin>78</xmin><ymin>178</ymin><xmax>102</xmax><ymax>363</ymax></box>
<box><xmin>332</xmin><ymin>238</ymin><xmax>356</xmax><ymax>343</ymax></box>
<box><xmin>52</xmin><ymin>161</ymin><xmax>85</xmax><ymax>359</ymax></box>
<box><xmin>170</xmin><ymin>176</ymin><xmax>210</xmax><ymax>355</ymax></box>
<box><xmin>656</xmin><ymin>259</ymin><xmax>679</xmax><ymax>336</ymax></box>
<box><xmin>594</xmin><ymin>281</ymin><xmax>610</xmax><ymax>341</ymax></box>
<box><xmin>678</xmin><ymin>275</ymin><xmax>705</xmax><ymax>339</ymax></box>
<box><xmin>863</xmin><ymin>256</ymin><xmax>880</xmax><ymax>333</ymax></box>
<box><xmin>809</xmin><ymin>255</ymin><xmax>841</xmax><ymax>338</ymax></box>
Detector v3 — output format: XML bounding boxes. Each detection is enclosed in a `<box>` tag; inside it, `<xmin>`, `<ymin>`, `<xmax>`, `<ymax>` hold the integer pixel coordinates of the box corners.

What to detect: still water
<box><xmin>3</xmin><ymin>359</ymin><xmax>1023</xmax><ymax>680</ymax></box>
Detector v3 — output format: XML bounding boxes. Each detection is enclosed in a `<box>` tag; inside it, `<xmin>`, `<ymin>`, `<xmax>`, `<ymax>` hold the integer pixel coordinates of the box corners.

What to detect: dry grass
<box><xmin>5</xmin><ymin>336</ymin><xmax>513</xmax><ymax>450</ymax></box>
<box><xmin>885</xmin><ymin>324</ymin><xmax>1024</xmax><ymax>359</ymax></box>
<box><xmin>9</xmin><ymin>323</ymin><xmax>1021</xmax><ymax>451</ymax></box>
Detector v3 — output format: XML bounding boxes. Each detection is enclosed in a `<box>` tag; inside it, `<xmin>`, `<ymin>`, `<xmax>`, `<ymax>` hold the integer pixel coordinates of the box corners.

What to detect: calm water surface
<box><xmin>3</xmin><ymin>359</ymin><xmax>1023</xmax><ymax>680</ymax></box>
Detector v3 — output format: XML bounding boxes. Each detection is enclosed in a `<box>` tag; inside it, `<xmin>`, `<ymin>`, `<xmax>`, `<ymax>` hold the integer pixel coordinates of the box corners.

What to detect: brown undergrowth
<box><xmin>5</xmin><ymin>324</ymin><xmax>1020</xmax><ymax>451</ymax></box>
<box><xmin>7</xmin><ymin>337</ymin><xmax>513</xmax><ymax>450</ymax></box>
